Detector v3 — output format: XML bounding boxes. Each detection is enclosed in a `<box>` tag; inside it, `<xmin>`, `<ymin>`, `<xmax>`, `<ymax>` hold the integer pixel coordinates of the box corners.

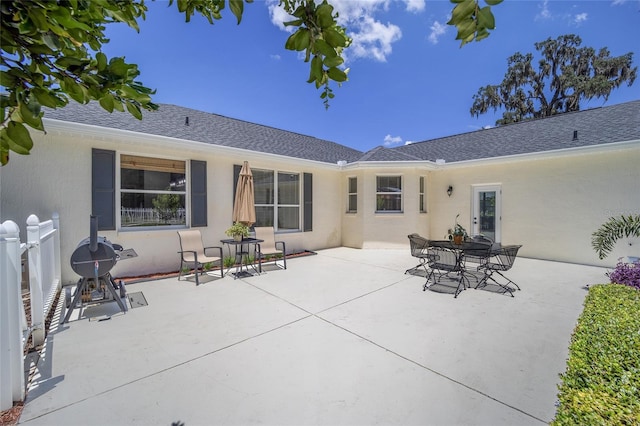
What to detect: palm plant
<box><xmin>591</xmin><ymin>215</ymin><xmax>640</xmax><ymax>260</ymax></box>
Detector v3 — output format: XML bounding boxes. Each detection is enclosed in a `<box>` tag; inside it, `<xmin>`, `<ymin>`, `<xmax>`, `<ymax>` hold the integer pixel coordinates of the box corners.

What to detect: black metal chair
<box><xmin>424</xmin><ymin>246</ymin><xmax>467</xmax><ymax>297</ymax></box>
<box><xmin>405</xmin><ymin>233</ymin><xmax>432</xmax><ymax>276</ymax></box>
<box><xmin>465</xmin><ymin>234</ymin><xmax>494</xmax><ymax>270</ymax></box>
<box><xmin>478</xmin><ymin>244</ymin><xmax>522</xmax><ymax>296</ymax></box>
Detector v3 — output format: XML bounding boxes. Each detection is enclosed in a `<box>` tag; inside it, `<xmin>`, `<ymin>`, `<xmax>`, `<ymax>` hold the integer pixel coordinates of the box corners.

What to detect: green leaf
<box><xmin>323</xmin><ymin>55</ymin><xmax>344</xmax><ymax>68</ymax></box>
<box><xmin>0</xmin><ymin>71</ymin><xmax>17</xmax><ymax>88</ymax></box>
<box><xmin>323</xmin><ymin>28</ymin><xmax>347</xmax><ymax>48</ymax></box>
<box><xmin>61</xmin><ymin>77</ymin><xmax>88</xmax><ymax>103</ymax></box>
<box><xmin>450</xmin><ymin>0</ymin><xmax>476</xmax><ymax>23</ymax></box>
<box><xmin>283</xmin><ymin>19</ymin><xmax>303</xmax><ymax>27</ymax></box>
<box><xmin>5</xmin><ymin>121</ymin><xmax>34</xmax><ymax>153</ymax></box>
<box><xmin>18</xmin><ymin>101</ymin><xmax>44</xmax><ymax>131</ymax></box>
<box><xmin>307</xmin><ymin>55</ymin><xmax>323</xmax><ymax>83</ymax></box>
<box><xmin>295</xmin><ymin>28</ymin><xmax>310</xmax><ymax>51</ymax></box>
<box><xmin>125</xmin><ymin>101</ymin><xmax>142</xmax><ymax>120</ymax></box>
<box><xmin>316</xmin><ymin>2</ymin><xmax>334</xmax><ymax>29</ymax></box>
<box><xmin>314</xmin><ymin>39</ymin><xmax>337</xmax><ymax>58</ymax></box>
<box><xmin>485</xmin><ymin>0</ymin><xmax>503</xmax><ymax>6</ymax></box>
<box><xmin>32</xmin><ymin>88</ymin><xmax>64</xmax><ymax>109</ymax></box>
<box><xmin>229</xmin><ymin>0</ymin><xmax>244</xmax><ymax>24</ymax></box>
<box><xmin>327</xmin><ymin>67</ymin><xmax>347</xmax><ymax>83</ymax></box>
<box><xmin>96</xmin><ymin>52</ymin><xmax>107</xmax><ymax>71</ymax></box>
<box><xmin>99</xmin><ymin>93</ymin><xmax>115</xmax><ymax>112</ymax></box>
<box><xmin>477</xmin><ymin>6</ymin><xmax>495</xmax><ymax>30</ymax></box>
<box><xmin>108</xmin><ymin>57</ymin><xmax>130</xmax><ymax>77</ymax></box>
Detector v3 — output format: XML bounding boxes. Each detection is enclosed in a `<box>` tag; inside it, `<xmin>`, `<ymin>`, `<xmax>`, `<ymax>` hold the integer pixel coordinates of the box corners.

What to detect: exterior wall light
<box><xmin>447</xmin><ymin>185</ymin><xmax>453</xmax><ymax>197</ymax></box>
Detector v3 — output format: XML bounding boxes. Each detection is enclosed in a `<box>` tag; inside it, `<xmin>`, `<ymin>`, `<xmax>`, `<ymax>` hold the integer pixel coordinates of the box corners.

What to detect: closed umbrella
<box><xmin>232</xmin><ymin>161</ymin><xmax>256</xmax><ymax>226</ymax></box>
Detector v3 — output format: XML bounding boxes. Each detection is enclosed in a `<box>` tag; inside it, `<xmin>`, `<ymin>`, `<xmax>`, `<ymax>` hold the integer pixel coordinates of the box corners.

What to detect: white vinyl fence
<box><xmin>0</xmin><ymin>213</ymin><xmax>61</xmax><ymax>411</ymax></box>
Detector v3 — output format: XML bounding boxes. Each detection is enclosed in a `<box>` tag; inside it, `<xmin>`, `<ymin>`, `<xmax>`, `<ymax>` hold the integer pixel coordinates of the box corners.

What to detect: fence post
<box><xmin>0</xmin><ymin>220</ymin><xmax>25</xmax><ymax>410</ymax></box>
<box><xmin>26</xmin><ymin>215</ymin><xmax>45</xmax><ymax>347</ymax></box>
<box><xmin>52</xmin><ymin>212</ymin><xmax>61</xmax><ymax>288</ymax></box>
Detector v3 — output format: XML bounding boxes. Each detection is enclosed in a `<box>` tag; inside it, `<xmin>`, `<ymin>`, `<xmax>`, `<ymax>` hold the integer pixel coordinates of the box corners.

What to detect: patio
<box><xmin>18</xmin><ymin>248</ymin><xmax>608</xmax><ymax>425</ymax></box>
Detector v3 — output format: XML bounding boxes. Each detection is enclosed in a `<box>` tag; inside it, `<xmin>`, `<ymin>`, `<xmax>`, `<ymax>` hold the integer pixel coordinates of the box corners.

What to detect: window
<box><xmin>376</xmin><ymin>175</ymin><xmax>402</xmax><ymax>212</ymax></box>
<box><xmin>347</xmin><ymin>177</ymin><xmax>357</xmax><ymax>213</ymax></box>
<box><xmin>419</xmin><ymin>176</ymin><xmax>427</xmax><ymax>213</ymax></box>
<box><xmin>254</xmin><ymin>168</ymin><xmax>301</xmax><ymax>231</ymax></box>
<box><xmin>120</xmin><ymin>154</ymin><xmax>187</xmax><ymax>227</ymax></box>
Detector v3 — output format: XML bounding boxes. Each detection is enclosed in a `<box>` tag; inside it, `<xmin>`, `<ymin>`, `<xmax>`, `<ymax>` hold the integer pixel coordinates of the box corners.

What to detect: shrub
<box><xmin>552</xmin><ymin>284</ymin><xmax>640</xmax><ymax>425</ymax></box>
<box><xmin>608</xmin><ymin>259</ymin><xmax>640</xmax><ymax>290</ymax></box>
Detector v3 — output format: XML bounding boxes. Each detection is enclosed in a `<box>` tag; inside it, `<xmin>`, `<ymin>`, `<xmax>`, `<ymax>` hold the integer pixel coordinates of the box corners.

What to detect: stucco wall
<box><xmin>428</xmin><ymin>147</ymin><xmax>640</xmax><ymax>268</ymax></box>
<box><xmin>345</xmin><ymin>166</ymin><xmax>431</xmax><ymax>249</ymax></box>
<box><xmin>1</xmin><ymin>127</ymin><xmax>342</xmax><ymax>284</ymax></box>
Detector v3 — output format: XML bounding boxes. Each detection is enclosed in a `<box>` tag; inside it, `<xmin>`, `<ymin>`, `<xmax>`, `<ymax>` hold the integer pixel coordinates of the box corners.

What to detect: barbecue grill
<box><xmin>62</xmin><ymin>216</ymin><xmax>137</xmax><ymax>323</ymax></box>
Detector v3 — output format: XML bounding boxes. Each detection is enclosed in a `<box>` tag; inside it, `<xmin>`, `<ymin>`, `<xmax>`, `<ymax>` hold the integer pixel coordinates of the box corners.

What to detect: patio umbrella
<box><xmin>232</xmin><ymin>161</ymin><xmax>256</xmax><ymax>226</ymax></box>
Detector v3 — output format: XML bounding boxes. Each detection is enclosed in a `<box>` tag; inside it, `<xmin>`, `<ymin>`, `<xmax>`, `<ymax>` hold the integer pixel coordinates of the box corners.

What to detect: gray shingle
<box><xmin>44</xmin><ymin>102</ymin><xmax>364</xmax><ymax>164</ymax></box>
<box><xmin>386</xmin><ymin>100</ymin><xmax>640</xmax><ymax>162</ymax></box>
<box><xmin>44</xmin><ymin>99</ymin><xmax>639</xmax><ymax>165</ymax></box>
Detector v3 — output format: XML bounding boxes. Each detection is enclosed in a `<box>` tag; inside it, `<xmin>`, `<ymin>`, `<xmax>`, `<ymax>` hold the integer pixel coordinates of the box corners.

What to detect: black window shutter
<box><xmin>303</xmin><ymin>172</ymin><xmax>312</xmax><ymax>232</ymax></box>
<box><xmin>191</xmin><ymin>160</ymin><xmax>207</xmax><ymax>227</ymax></box>
<box><xmin>92</xmin><ymin>148</ymin><xmax>115</xmax><ymax>230</ymax></box>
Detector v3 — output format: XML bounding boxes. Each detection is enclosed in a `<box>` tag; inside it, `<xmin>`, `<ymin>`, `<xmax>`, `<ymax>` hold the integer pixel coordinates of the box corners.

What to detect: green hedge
<box><xmin>552</xmin><ymin>284</ymin><xmax>640</xmax><ymax>425</ymax></box>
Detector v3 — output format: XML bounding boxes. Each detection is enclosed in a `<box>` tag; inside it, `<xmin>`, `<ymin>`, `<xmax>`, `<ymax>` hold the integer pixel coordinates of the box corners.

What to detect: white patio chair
<box><xmin>254</xmin><ymin>226</ymin><xmax>287</xmax><ymax>272</ymax></box>
<box><xmin>177</xmin><ymin>230</ymin><xmax>223</xmax><ymax>285</ymax></box>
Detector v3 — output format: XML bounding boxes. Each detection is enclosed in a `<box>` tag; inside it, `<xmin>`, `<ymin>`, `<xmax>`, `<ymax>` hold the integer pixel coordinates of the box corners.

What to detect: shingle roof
<box><xmin>382</xmin><ymin>100</ymin><xmax>640</xmax><ymax>163</ymax></box>
<box><xmin>44</xmin><ymin>99</ymin><xmax>639</xmax><ymax>165</ymax></box>
<box><xmin>44</xmin><ymin>101</ymin><xmax>364</xmax><ymax>164</ymax></box>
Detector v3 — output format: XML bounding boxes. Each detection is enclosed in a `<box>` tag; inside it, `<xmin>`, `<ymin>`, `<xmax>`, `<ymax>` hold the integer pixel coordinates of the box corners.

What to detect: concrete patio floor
<box><xmin>18</xmin><ymin>247</ymin><xmax>609</xmax><ymax>425</ymax></box>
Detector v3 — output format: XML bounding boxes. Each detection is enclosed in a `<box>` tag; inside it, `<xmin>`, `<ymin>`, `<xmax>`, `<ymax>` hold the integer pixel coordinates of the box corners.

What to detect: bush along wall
<box><xmin>552</xmin><ymin>284</ymin><xmax>640</xmax><ymax>425</ymax></box>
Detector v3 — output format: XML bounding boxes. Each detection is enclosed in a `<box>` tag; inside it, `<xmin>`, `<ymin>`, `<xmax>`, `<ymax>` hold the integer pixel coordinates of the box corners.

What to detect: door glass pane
<box><xmin>479</xmin><ymin>191</ymin><xmax>496</xmax><ymax>241</ymax></box>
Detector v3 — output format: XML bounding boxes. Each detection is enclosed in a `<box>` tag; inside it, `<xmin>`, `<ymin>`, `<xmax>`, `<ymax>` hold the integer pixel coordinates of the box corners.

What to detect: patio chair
<box><xmin>254</xmin><ymin>226</ymin><xmax>287</xmax><ymax>272</ymax></box>
<box><xmin>478</xmin><ymin>244</ymin><xmax>522</xmax><ymax>296</ymax></box>
<box><xmin>424</xmin><ymin>246</ymin><xmax>466</xmax><ymax>297</ymax></box>
<box><xmin>405</xmin><ymin>233</ymin><xmax>433</xmax><ymax>275</ymax></box>
<box><xmin>464</xmin><ymin>234</ymin><xmax>494</xmax><ymax>270</ymax></box>
<box><xmin>177</xmin><ymin>230</ymin><xmax>224</xmax><ymax>285</ymax></box>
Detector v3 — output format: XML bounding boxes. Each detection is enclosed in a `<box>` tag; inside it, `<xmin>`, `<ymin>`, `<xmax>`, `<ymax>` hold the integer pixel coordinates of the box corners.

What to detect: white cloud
<box><xmin>403</xmin><ymin>0</ymin><xmax>426</xmax><ymax>13</ymax></box>
<box><xmin>383</xmin><ymin>134</ymin><xmax>404</xmax><ymax>147</ymax></box>
<box><xmin>267</xmin><ymin>0</ymin><xmax>421</xmax><ymax>63</ymax></box>
<box><xmin>536</xmin><ymin>0</ymin><xmax>552</xmax><ymax>20</ymax></box>
<box><xmin>573</xmin><ymin>12</ymin><xmax>588</xmax><ymax>25</ymax></box>
<box><xmin>428</xmin><ymin>20</ymin><xmax>447</xmax><ymax>45</ymax></box>
<box><xmin>347</xmin><ymin>16</ymin><xmax>402</xmax><ymax>62</ymax></box>
<box><xmin>404</xmin><ymin>140</ymin><xmax>414</xmax><ymax>145</ymax></box>
<box><xmin>270</xmin><ymin>54</ymin><xmax>281</xmax><ymax>60</ymax></box>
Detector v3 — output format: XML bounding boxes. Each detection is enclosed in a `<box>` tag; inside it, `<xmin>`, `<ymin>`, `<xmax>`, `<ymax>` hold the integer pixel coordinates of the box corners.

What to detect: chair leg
<box><xmin>484</xmin><ymin>272</ymin><xmax>515</xmax><ymax>297</ymax></box>
<box><xmin>495</xmin><ymin>271</ymin><xmax>520</xmax><ymax>290</ymax></box>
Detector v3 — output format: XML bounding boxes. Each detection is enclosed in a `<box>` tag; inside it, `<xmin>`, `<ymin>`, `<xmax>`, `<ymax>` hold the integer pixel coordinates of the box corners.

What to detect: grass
<box><xmin>552</xmin><ymin>284</ymin><xmax>640</xmax><ymax>425</ymax></box>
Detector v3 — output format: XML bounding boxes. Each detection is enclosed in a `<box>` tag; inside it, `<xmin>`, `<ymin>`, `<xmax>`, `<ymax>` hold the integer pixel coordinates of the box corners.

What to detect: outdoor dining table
<box><xmin>220</xmin><ymin>238</ymin><xmax>263</xmax><ymax>279</ymax></box>
<box><xmin>426</xmin><ymin>240</ymin><xmax>499</xmax><ymax>297</ymax></box>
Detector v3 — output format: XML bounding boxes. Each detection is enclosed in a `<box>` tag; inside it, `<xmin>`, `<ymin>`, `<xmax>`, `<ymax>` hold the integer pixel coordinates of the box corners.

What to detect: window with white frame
<box><xmin>376</xmin><ymin>175</ymin><xmax>402</xmax><ymax>212</ymax></box>
<box><xmin>254</xmin><ymin>168</ymin><xmax>300</xmax><ymax>231</ymax></box>
<box><xmin>120</xmin><ymin>154</ymin><xmax>187</xmax><ymax>227</ymax></box>
<box><xmin>347</xmin><ymin>177</ymin><xmax>357</xmax><ymax>213</ymax></box>
<box><xmin>419</xmin><ymin>176</ymin><xmax>427</xmax><ymax>213</ymax></box>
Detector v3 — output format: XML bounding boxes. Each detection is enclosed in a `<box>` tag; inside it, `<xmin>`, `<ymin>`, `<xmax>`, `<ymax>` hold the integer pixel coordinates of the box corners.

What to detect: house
<box><xmin>1</xmin><ymin>100</ymin><xmax>638</xmax><ymax>284</ymax></box>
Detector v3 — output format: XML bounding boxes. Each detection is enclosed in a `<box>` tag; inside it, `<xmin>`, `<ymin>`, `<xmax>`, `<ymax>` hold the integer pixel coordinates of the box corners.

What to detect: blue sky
<box><xmin>101</xmin><ymin>0</ymin><xmax>640</xmax><ymax>153</ymax></box>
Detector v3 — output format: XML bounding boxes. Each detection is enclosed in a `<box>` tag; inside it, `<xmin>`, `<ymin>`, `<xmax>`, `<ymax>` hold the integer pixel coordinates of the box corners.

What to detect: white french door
<box><xmin>472</xmin><ymin>185</ymin><xmax>501</xmax><ymax>243</ymax></box>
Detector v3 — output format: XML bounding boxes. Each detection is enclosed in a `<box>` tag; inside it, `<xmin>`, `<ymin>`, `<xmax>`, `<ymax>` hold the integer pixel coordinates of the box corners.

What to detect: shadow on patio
<box><xmin>19</xmin><ymin>248</ymin><xmax>608</xmax><ymax>426</ymax></box>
